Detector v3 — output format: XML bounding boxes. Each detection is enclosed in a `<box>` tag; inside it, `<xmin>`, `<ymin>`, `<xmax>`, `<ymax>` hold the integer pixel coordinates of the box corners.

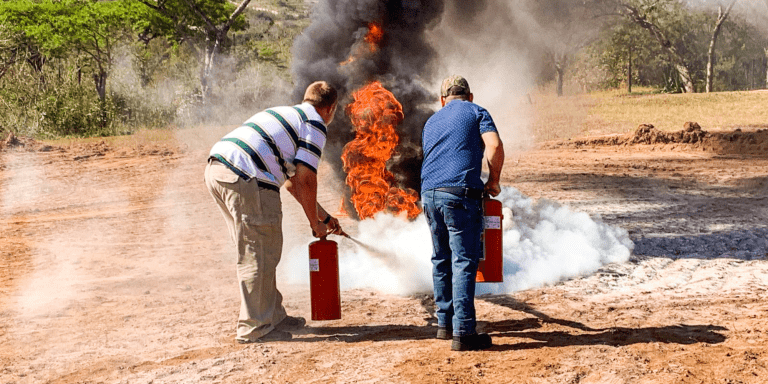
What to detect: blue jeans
<box><xmin>421</xmin><ymin>189</ymin><xmax>483</xmax><ymax>336</ymax></box>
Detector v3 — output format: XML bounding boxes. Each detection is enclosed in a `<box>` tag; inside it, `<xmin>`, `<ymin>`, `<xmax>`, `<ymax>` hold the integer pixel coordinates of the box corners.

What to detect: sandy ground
<box><xmin>1</xmin><ymin>129</ymin><xmax>767</xmax><ymax>384</ymax></box>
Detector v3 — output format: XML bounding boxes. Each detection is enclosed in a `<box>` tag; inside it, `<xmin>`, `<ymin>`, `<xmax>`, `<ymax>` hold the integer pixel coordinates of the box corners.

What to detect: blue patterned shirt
<box><xmin>421</xmin><ymin>100</ymin><xmax>498</xmax><ymax>192</ymax></box>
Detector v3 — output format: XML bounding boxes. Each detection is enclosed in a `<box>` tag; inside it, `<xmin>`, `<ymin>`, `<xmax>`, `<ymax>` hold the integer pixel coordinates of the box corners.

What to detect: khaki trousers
<box><xmin>204</xmin><ymin>160</ymin><xmax>286</xmax><ymax>342</ymax></box>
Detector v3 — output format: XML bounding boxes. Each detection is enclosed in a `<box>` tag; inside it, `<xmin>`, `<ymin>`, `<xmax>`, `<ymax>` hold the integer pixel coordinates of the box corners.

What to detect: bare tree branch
<box><xmin>228</xmin><ymin>0</ymin><xmax>251</xmax><ymax>31</ymax></box>
<box><xmin>706</xmin><ymin>0</ymin><xmax>738</xmax><ymax>93</ymax></box>
<box><xmin>618</xmin><ymin>2</ymin><xmax>695</xmax><ymax>93</ymax></box>
<box><xmin>179</xmin><ymin>0</ymin><xmax>218</xmax><ymax>32</ymax></box>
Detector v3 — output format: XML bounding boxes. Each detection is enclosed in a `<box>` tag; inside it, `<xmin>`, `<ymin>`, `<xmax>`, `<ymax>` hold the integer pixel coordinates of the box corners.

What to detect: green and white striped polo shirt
<box><xmin>209</xmin><ymin>103</ymin><xmax>327</xmax><ymax>191</ymax></box>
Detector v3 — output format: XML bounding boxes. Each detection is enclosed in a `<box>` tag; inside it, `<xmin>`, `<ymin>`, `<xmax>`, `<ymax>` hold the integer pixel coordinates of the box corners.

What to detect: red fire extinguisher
<box><xmin>477</xmin><ymin>197</ymin><xmax>503</xmax><ymax>283</ymax></box>
<box><xmin>308</xmin><ymin>236</ymin><xmax>341</xmax><ymax>321</ymax></box>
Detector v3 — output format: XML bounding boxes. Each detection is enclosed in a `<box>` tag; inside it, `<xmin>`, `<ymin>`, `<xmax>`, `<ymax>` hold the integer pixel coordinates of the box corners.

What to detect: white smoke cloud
<box><xmin>1</xmin><ymin>152</ymin><xmax>44</xmax><ymax>214</ymax></box>
<box><xmin>14</xmin><ymin>234</ymin><xmax>90</xmax><ymax>318</ymax></box>
<box><xmin>1</xmin><ymin>152</ymin><xmax>77</xmax><ymax>318</ymax></box>
<box><xmin>426</xmin><ymin>1</ymin><xmax>540</xmax><ymax>153</ymax></box>
<box><xmin>476</xmin><ymin>186</ymin><xmax>634</xmax><ymax>294</ymax></box>
<box><xmin>336</xmin><ymin>213</ymin><xmax>435</xmax><ymax>295</ymax></box>
<box><xmin>284</xmin><ymin>185</ymin><xmax>634</xmax><ymax>296</ymax></box>
<box><xmin>7</xmin><ymin>160</ymin><xmax>131</xmax><ymax>319</ymax></box>
<box><xmin>282</xmin><ymin>212</ymin><xmax>434</xmax><ymax>296</ymax></box>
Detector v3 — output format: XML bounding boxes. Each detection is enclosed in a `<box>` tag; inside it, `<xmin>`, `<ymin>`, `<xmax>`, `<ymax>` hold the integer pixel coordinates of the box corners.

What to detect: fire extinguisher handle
<box><xmin>311</xmin><ymin>229</ymin><xmax>327</xmax><ymax>240</ymax></box>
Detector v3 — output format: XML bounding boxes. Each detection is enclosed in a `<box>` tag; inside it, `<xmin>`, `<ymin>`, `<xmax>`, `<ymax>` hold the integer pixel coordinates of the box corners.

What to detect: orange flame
<box><xmin>336</xmin><ymin>197</ymin><xmax>349</xmax><ymax>218</ymax></box>
<box><xmin>341</xmin><ymin>81</ymin><xmax>421</xmax><ymax>220</ymax></box>
<box><xmin>340</xmin><ymin>22</ymin><xmax>384</xmax><ymax>66</ymax></box>
<box><xmin>364</xmin><ymin>23</ymin><xmax>384</xmax><ymax>51</ymax></box>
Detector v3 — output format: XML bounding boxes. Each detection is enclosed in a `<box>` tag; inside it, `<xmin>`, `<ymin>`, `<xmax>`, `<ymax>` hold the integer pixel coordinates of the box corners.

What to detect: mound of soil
<box><xmin>0</xmin><ymin>132</ymin><xmax>57</xmax><ymax>152</ymax></box>
<box><xmin>546</xmin><ymin>123</ymin><xmax>768</xmax><ymax>156</ymax></box>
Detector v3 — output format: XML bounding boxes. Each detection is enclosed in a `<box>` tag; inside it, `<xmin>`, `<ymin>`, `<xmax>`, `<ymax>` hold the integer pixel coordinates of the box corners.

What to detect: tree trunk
<box><xmin>201</xmin><ymin>31</ymin><xmax>225</xmax><ymax>101</ymax></box>
<box><xmin>179</xmin><ymin>0</ymin><xmax>252</xmax><ymax>101</ymax></box>
<box><xmin>706</xmin><ymin>1</ymin><xmax>737</xmax><ymax>93</ymax></box>
<box><xmin>93</xmin><ymin>70</ymin><xmax>107</xmax><ymax>101</ymax></box>
<box><xmin>201</xmin><ymin>37</ymin><xmax>213</xmax><ymax>100</ymax></box>
<box><xmin>92</xmin><ymin>68</ymin><xmax>109</xmax><ymax>127</ymax></box>
<box><xmin>765</xmin><ymin>48</ymin><xmax>768</xmax><ymax>89</ymax></box>
<box><xmin>628</xmin><ymin>38</ymin><xmax>633</xmax><ymax>94</ymax></box>
<box><xmin>675</xmin><ymin>64</ymin><xmax>694</xmax><ymax>94</ymax></box>
<box><xmin>706</xmin><ymin>38</ymin><xmax>716</xmax><ymax>92</ymax></box>
<box><xmin>26</xmin><ymin>49</ymin><xmax>46</xmax><ymax>85</ymax></box>
<box><xmin>554</xmin><ymin>53</ymin><xmax>567</xmax><ymax>97</ymax></box>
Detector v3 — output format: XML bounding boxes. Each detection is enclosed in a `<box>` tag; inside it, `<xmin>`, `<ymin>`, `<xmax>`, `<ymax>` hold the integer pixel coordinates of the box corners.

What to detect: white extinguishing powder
<box><xmin>476</xmin><ymin>187</ymin><xmax>634</xmax><ymax>295</ymax></box>
<box><xmin>285</xmin><ymin>186</ymin><xmax>633</xmax><ymax>296</ymax></box>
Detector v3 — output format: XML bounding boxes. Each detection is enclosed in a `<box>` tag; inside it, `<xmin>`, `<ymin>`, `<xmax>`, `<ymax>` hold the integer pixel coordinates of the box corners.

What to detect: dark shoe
<box><xmin>275</xmin><ymin>315</ymin><xmax>306</xmax><ymax>331</ymax></box>
<box><xmin>436</xmin><ymin>326</ymin><xmax>452</xmax><ymax>340</ymax></box>
<box><xmin>451</xmin><ymin>333</ymin><xmax>492</xmax><ymax>351</ymax></box>
<box><xmin>237</xmin><ymin>329</ymin><xmax>292</xmax><ymax>344</ymax></box>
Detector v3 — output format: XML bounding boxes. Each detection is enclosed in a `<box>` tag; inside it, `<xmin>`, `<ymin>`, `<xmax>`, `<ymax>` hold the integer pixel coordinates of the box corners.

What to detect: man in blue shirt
<box><xmin>421</xmin><ymin>75</ymin><xmax>505</xmax><ymax>351</ymax></box>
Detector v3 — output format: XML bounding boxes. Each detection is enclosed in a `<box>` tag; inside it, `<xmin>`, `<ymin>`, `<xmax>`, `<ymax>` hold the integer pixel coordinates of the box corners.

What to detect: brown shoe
<box><xmin>275</xmin><ymin>315</ymin><xmax>306</xmax><ymax>331</ymax></box>
<box><xmin>436</xmin><ymin>326</ymin><xmax>452</xmax><ymax>340</ymax></box>
<box><xmin>451</xmin><ymin>333</ymin><xmax>492</xmax><ymax>351</ymax></box>
<box><xmin>237</xmin><ymin>329</ymin><xmax>292</xmax><ymax>344</ymax></box>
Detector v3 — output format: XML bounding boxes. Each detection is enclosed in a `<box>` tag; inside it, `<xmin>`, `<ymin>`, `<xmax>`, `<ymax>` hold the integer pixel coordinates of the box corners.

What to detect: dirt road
<box><xmin>1</xmin><ymin>130</ymin><xmax>767</xmax><ymax>383</ymax></box>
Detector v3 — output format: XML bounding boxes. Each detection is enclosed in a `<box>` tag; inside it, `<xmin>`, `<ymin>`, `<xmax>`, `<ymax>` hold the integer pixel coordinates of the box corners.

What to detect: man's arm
<box><xmin>481</xmin><ymin>131</ymin><xmax>505</xmax><ymax>197</ymax></box>
<box><xmin>285</xmin><ymin>164</ymin><xmax>327</xmax><ymax>237</ymax></box>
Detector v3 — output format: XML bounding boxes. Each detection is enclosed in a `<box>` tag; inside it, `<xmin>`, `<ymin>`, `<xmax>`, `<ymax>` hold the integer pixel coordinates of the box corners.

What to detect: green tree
<box><xmin>135</xmin><ymin>0</ymin><xmax>250</xmax><ymax>99</ymax></box>
<box><xmin>0</xmin><ymin>25</ymin><xmax>36</xmax><ymax>81</ymax></box>
<box><xmin>589</xmin><ymin>19</ymin><xmax>677</xmax><ymax>91</ymax></box>
<box><xmin>1</xmin><ymin>0</ymin><xmax>144</xmax><ymax>101</ymax></box>
<box><xmin>614</xmin><ymin>0</ymin><xmax>702</xmax><ymax>92</ymax></box>
<box><xmin>592</xmin><ymin>0</ymin><xmax>767</xmax><ymax>92</ymax></box>
<box><xmin>709</xmin><ymin>15</ymin><xmax>768</xmax><ymax>90</ymax></box>
<box><xmin>0</xmin><ymin>0</ymin><xmax>150</xmax><ymax>100</ymax></box>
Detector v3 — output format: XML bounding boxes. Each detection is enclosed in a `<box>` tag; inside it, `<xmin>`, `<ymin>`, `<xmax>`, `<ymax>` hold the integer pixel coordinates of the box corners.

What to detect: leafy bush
<box><xmin>36</xmin><ymin>84</ymin><xmax>118</xmax><ymax>138</ymax></box>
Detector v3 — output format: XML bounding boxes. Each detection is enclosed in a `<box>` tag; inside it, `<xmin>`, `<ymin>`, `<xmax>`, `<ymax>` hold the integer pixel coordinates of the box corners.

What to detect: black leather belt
<box><xmin>434</xmin><ymin>187</ymin><xmax>484</xmax><ymax>200</ymax></box>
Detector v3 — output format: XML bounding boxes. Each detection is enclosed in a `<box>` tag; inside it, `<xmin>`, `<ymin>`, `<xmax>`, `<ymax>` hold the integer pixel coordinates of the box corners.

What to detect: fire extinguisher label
<box><xmin>309</xmin><ymin>259</ymin><xmax>320</xmax><ymax>272</ymax></box>
<box><xmin>484</xmin><ymin>216</ymin><xmax>501</xmax><ymax>229</ymax></box>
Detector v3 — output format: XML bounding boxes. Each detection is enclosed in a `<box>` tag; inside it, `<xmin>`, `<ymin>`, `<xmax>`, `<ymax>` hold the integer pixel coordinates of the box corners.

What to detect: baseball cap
<box><xmin>440</xmin><ymin>75</ymin><xmax>470</xmax><ymax>97</ymax></box>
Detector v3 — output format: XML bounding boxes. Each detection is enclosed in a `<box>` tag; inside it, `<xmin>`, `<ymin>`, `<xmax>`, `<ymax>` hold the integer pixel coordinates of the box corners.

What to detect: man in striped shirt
<box><xmin>205</xmin><ymin>81</ymin><xmax>344</xmax><ymax>343</ymax></box>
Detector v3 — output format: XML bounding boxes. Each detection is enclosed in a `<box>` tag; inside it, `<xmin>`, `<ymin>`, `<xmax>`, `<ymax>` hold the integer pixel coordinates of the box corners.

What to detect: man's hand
<box><xmin>311</xmin><ymin>221</ymin><xmax>328</xmax><ymax>238</ymax></box>
<box><xmin>325</xmin><ymin>216</ymin><xmax>346</xmax><ymax>236</ymax></box>
<box><xmin>484</xmin><ymin>181</ymin><xmax>501</xmax><ymax>197</ymax></box>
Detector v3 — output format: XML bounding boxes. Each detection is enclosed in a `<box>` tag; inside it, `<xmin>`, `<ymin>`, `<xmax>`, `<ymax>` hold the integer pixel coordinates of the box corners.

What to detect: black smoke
<box><xmin>291</xmin><ymin>1</ymin><xmax>495</xmax><ymax>204</ymax></box>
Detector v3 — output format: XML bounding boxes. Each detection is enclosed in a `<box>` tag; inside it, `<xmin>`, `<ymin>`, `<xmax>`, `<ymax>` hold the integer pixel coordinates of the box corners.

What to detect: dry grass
<box><xmin>36</xmin><ymin>89</ymin><xmax>768</xmax><ymax>148</ymax></box>
<box><xmin>529</xmin><ymin>88</ymin><xmax>768</xmax><ymax>142</ymax></box>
